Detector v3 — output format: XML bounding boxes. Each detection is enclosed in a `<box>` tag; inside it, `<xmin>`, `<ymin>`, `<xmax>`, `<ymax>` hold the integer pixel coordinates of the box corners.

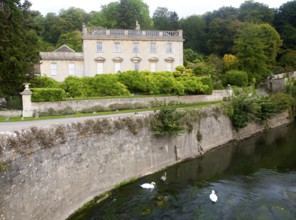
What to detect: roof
<box><xmin>54</xmin><ymin>45</ymin><xmax>76</xmax><ymax>53</ymax></box>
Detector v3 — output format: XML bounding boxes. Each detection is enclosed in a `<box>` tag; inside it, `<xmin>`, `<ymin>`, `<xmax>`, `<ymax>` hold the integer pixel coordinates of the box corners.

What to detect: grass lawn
<box><xmin>0</xmin><ymin>101</ymin><xmax>221</xmax><ymax>123</ymax></box>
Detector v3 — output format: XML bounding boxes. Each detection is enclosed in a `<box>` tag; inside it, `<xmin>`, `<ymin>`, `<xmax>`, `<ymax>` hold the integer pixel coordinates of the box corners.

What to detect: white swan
<box><xmin>209</xmin><ymin>190</ymin><xmax>218</xmax><ymax>203</ymax></box>
<box><xmin>160</xmin><ymin>172</ymin><xmax>167</xmax><ymax>182</ymax></box>
<box><xmin>140</xmin><ymin>182</ymin><xmax>156</xmax><ymax>189</ymax></box>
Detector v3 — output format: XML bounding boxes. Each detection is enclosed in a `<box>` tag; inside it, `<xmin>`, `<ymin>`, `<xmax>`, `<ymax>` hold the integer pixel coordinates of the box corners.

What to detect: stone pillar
<box><xmin>20</xmin><ymin>83</ymin><xmax>33</xmax><ymax>117</ymax></box>
<box><xmin>226</xmin><ymin>84</ymin><xmax>233</xmax><ymax>96</ymax></box>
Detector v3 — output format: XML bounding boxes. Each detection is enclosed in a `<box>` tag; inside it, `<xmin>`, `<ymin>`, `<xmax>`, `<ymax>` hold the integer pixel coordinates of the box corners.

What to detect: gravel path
<box><xmin>0</xmin><ymin>111</ymin><xmax>152</xmax><ymax>133</ymax></box>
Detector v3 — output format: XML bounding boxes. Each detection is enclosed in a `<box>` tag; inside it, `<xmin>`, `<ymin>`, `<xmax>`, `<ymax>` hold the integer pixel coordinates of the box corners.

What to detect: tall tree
<box><xmin>179</xmin><ymin>15</ymin><xmax>207</xmax><ymax>54</ymax></box>
<box><xmin>56</xmin><ymin>30</ymin><xmax>82</xmax><ymax>52</ymax></box>
<box><xmin>273</xmin><ymin>0</ymin><xmax>296</xmax><ymax>49</ymax></box>
<box><xmin>233</xmin><ymin>23</ymin><xmax>282</xmax><ymax>82</ymax></box>
<box><xmin>118</xmin><ymin>0</ymin><xmax>152</xmax><ymax>29</ymax></box>
<box><xmin>88</xmin><ymin>2</ymin><xmax>120</xmax><ymax>28</ymax></box>
<box><xmin>238</xmin><ymin>0</ymin><xmax>275</xmax><ymax>24</ymax></box>
<box><xmin>153</xmin><ymin>7</ymin><xmax>179</xmax><ymax>30</ymax></box>
<box><xmin>59</xmin><ymin>7</ymin><xmax>90</xmax><ymax>32</ymax></box>
<box><xmin>0</xmin><ymin>0</ymin><xmax>40</xmax><ymax>96</ymax></box>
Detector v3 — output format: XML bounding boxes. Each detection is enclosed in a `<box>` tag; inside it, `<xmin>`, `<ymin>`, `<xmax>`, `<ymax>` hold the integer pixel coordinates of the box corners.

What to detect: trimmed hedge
<box><xmin>31</xmin><ymin>88</ymin><xmax>66</xmax><ymax>102</ymax></box>
<box><xmin>222</xmin><ymin>70</ymin><xmax>248</xmax><ymax>87</ymax></box>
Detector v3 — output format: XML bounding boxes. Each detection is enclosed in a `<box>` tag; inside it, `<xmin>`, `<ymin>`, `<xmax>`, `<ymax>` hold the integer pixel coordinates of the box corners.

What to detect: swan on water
<box><xmin>160</xmin><ymin>172</ymin><xmax>167</xmax><ymax>182</ymax></box>
<box><xmin>140</xmin><ymin>182</ymin><xmax>156</xmax><ymax>189</ymax></box>
<box><xmin>209</xmin><ymin>190</ymin><xmax>218</xmax><ymax>203</ymax></box>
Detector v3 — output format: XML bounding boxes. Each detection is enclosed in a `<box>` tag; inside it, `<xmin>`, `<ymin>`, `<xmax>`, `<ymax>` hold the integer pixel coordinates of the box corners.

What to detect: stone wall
<box><xmin>31</xmin><ymin>90</ymin><xmax>230</xmax><ymax>113</ymax></box>
<box><xmin>0</xmin><ymin>107</ymin><xmax>291</xmax><ymax>220</ymax></box>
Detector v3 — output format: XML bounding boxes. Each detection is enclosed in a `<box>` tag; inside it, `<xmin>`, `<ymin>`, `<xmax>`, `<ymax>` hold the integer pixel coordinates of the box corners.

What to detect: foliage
<box><xmin>179</xmin><ymin>15</ymin><xmax>207</xmax><ymax>53</ymax></box>
<box><xmin>56</xmin><ymin>30</ymin><xmax>82</xmax><ymax>52</ymax></box>
<box><xmin>91</xmin><ymin>74</ymin><xmax>130</xmax><ymax>96</ymax></box>
<box><xmin>30</xmin><ymin>76</ymin><xmax>60</xmax><ymax>88</ymax></box>
<box><xmin>222</xmin><ymin>70</ymin><xmax>248</xmax><ymax>87</ymax></box>
<box><xmin>279</xmin><ymin>49</ymin><xmax>296</xmax><ymax>71</ymax></box>
<box><xmin>118</xmin><ymin>0</ymin><xmax>152</xmax><ymax>29</ymax></box>
<box><xmin>200</xmin><ymin>76</ymin><xmax>213</xmax><ymax>95</ymax></box>
<box><xmin>61</xmin><ymin>76</ymin><xmax>88</xmax><ymax>97</ymax></box>
<box><xmin>224</xmin><ymin>88</ymin><xmax>293</xmax><ymax>129</ymax></box>
<box><xmin>273</xmin><ymin>1</ymin><xmax>296</xmax><ymax>49</ymax></box>
<box><xmin>0</xmin><ymin>0</ymin><xmax>40</xmax><ymax>96</ymax></box>
<box><xmin>118</xmin><ymin>71</ymin><xmax>149</xmax><ymax>94</ymax></box>
<box><xmin>233</xmin><ymin>23</ymin><xmax>281</xmax><ymax>83</ymax></box>
<box><xmin>223</xmin><ymin>54</ymin><xmax>238</xmax><ymax>71</ymax></box>
<box><xmin>238</xmin><ymin>0</ymin><xmax>275</xmax><ymax>24</ymax></box>
<box><xmin>31</xmin><ymin>88</ymin><xmax>66</xmax><ymax>102</ymax></box>
<box><xmin>150</xmin><ymin>106</ymin><xmax>187</xmax><ymax>136</ymax></box>
<box><xmin>153</xmin><ymin>7</ymin><xmax>179</xmax><ymax>30</ymax></box>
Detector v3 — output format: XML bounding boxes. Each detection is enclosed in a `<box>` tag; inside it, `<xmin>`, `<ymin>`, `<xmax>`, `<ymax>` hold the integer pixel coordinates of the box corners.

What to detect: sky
<box><xmin>28</xmin><ymin>0</ymin><xmax>289</xmax><ymax>18</ymax></box>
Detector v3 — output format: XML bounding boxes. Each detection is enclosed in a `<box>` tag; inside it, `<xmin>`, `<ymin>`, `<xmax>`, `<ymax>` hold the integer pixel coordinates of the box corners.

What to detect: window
<box><xmin>50</xmin><ymin>63</ymin><xmax>57</xmax><ymax>75</ymax></box>
<box><xmin>114</xmin><ymin>42</ymin><xmax>121</xmax><ymax>53</ymax></box>
<box><xmin>97</xmin><ymin>63</ymin><xmax>104</xmax><ymax>74</ymax></box>
<box><xmin>68</xmin><ymin>63</ymin><xmax>75</xmax><ymax>75</ymax></box>
<box><xmin>150</xmin><ymin>63</ymin><xmax>156</xmax><ymax>72</ymax></box>
<box><xmin>150</xmin><ymin>43</ymin><xmax>156</xmax><ymax>53</ymax></box>
<box><xmin>133</xmin><ymin>43</ymin><xmax>139</xmax><ymax>53</ymax></box>
<box><xmin>166</xmin><ymin>43</ymin><xmax>172</xmax><ymax>53</ymax></box>
<box><xmin>96</xmin><ymin>42</ymin><xmax>103</xmax><ymax>53</ymax></box>
<box><xmin>167</xmin><ymin>63</ymin><xmax>172</xmax><ymax>72</ymax></box>
<box><xmin>134</xmin><ymin>62</ymin><xmax>139</xmax><ymax>71</ymax></box>
<box><xmin>115</xmin><ymin>63</ymin><xmax>121</xmax><ymax>72</ymax></box>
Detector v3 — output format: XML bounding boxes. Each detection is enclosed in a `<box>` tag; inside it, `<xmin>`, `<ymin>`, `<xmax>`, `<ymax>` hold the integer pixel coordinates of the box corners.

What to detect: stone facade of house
<box><xmin>40</xmin><ymin>24</ymin><xmax>184</xmax><ymax>82</ymax></box>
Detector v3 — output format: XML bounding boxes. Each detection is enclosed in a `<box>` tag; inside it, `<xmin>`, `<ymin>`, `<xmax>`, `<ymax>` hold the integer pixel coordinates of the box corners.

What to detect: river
<box><xmin>68</xmin><ymin>123</ymin><xmax>296</xmax><ymax>220</ymax></box>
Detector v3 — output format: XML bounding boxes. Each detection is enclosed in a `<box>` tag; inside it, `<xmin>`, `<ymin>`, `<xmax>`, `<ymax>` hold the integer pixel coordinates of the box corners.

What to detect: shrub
<box><xmin>31</xmin><ymin>88</ymin><xmax>66</xmax><ymax>102</ymax></box>
<box><xmin>30</xmin><ymin>76</ymin><xmax>60</xmax><ymax>88</ymax></box>
<box><xmin>200</xmin><ymin>76</ymin><xmax>213</xmax><ymax>94</ymax></box>
<box><xmin>118</xmin><ymin>71</ymin><xmax>150</xmax><ymax>94</ymax></box>
<box><xmin>61</xmin><ymin>76</ymin><xmax>88</xmax><ymax>98</ymax></box>
<box><xmin>150</xmin><ymin>106</ymin><xmax>186</xmax><ymax>136</ymax></box>
<box><xmin>222</xmin><ymin>70</ymin><xmax>248</xmax><ymax>87</ymax></box>
<box><xmin>91</xmin><ymin>74</ymin><xmax>130</xmax><ymax>96</ymax></box>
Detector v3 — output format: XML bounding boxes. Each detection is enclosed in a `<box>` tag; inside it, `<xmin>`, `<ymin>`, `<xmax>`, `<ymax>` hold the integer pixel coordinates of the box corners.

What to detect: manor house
<box><xmin>40</xmin><ymin>24</ymin><xmax>184</xmax><ymax>82</ymax></box>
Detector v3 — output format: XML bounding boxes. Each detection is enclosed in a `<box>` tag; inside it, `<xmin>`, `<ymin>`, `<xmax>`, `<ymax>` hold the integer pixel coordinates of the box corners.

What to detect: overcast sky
<box><xmin>28</xmin><ymin>0</ymin><xmax>288</xmax><ymax>18</ymax></box>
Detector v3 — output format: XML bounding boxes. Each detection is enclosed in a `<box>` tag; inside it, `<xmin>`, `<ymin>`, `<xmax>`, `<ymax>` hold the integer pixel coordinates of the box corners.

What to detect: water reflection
<box><xmin>68</xmin><ymin>124</ymin><xmax>296</xmax><ymax>220</ymax></box>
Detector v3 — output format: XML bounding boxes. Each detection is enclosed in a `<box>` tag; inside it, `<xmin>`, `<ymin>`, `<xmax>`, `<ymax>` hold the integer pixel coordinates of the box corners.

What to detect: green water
<box><xmin>69</xmin><ymin>123</ymin><xmax>296</xmax><ymax>220</ymax></box>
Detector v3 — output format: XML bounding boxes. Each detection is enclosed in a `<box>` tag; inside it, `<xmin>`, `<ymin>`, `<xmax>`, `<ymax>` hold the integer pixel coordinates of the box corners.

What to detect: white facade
<box><xmin>40</xmin><ymin>26</ymin><xmax>184</xmax><ymax>82</ymax></box>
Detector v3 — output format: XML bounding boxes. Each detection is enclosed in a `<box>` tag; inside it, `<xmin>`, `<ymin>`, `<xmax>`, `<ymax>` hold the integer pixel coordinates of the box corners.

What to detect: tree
<box><xmin>238</xmin><ymin>0</ymin><xmax>275</xmax><ymax>24</ymax></box>
<box><xmin>118</xmin><ymin>0</ymin><xmax>152</xmax><ymax>29</ymax></box>
<box><xmin>56</xmin><ymin>30</ymin><xmax>82</xmax><ymax>52</ymax></box>
<box><xmin>273</xmin><ymin>0</ymin><xmax>296</xmax><ymax>49</ymax></box>
<box><xmin>233</xmin><ymin>23</ymin><xmax>281</xmax><ymax>82</ymax></box>
<box><xmin>179</xmin><ymin>15</ymin><xmax>207</xmax><ymax>53</ymax></box>
<box><xmin>0</xmin><ymin>0</ymin><xmax>40</xmax><ymax>96</ymax></box>
<box><xmin>152</xmin><ymin>7</ymin><xmax>179</xmax><ymax>30</ymax></box>
<box><xmin>59</xmin><ymin>7</ymin><xmax>90</xmax><ymax>32</ymax></box>
<box><xmin>42</xmin><ymin>12</ymin><xmax>65</xmax><ymax>45</ymax></box>
<box><xmin>88</xmin><ymin>2</ymin><xmax>120</xmax><ymax>28</ymax></box>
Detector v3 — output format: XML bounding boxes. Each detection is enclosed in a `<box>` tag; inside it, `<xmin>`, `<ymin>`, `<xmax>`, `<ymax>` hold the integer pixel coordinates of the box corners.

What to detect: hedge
<box><xmin>31</xmin><ymin>88</ymin><xmax>66</xmax><ymax>102</ymax></box>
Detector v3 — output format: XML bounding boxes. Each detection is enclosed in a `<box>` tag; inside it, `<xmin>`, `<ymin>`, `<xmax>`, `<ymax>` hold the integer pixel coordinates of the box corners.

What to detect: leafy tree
<box><xmin>279</xmin><ymin>49</ymin><xmax>296</xmax><ymax>71</ymax></box>
<box><xmin>223</xmin><ymin>54</ymin><xmax>238</xmax><ymax>71</ymax></box>
<box><xmin>153</xmin><ymin>7</ymin><xmax>172</xmax><ymax>30</ymax></box>
<box><xmin>42</xmin><ymin>12</ymin><xmax>65</xmax><ymax>45</ymax></box>
<box><xmin>118</xmin><ymin>0</ymin><xmax>152</xmax><ymax>29</ymax></box>
<box><xmin>233</xmin><ymin>23</ymin><xmax>281</xmax><ymax>82</ymax></box>
<box><xmin>88</xmin><ymin>2</ymin><xmax>119</xmax><ymax>28</ymax></box>
<box><xmin>273</xmin><ymin>0</ymin><xmax>296</xmax><ymax>49</ymax></box>
<box><xmin>238</xmin><ymin>0</ymin><xmax>275</xmax><ymax>23</ymax></box>
<box><xmin>207</xmin><ymin>17</ymin><xmax>242</xmax><ymax>56</ymax></box>
<box><xmin>0</xmin><ymin>0</ymin><xmax>40</xmax><ymax>96</ymax></box>
<box><xmin>179</xmin><ymin>15</ymin><xmax>207</xmax><ymax>53</ymax></box>
<box><xmin>222</xmin><ymin>70</ymin><xmax>248</xmax><ymax>87</ymax></box>
<box><xmin>59</xmin><ymin>7</ymin><xmax>90</xmax><ymax>32</ymax></box>
<box><xmin>56</xmin><ymin>30</ymin><xmax>82</xmax><ymax>51</ymax></box>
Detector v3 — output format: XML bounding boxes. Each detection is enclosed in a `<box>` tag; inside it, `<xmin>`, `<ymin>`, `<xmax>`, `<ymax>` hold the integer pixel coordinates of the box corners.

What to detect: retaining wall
<box><xmin>0</xmin><ymin>107</ymin><xmax>291</xmax><ymax>220</ymax></box>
